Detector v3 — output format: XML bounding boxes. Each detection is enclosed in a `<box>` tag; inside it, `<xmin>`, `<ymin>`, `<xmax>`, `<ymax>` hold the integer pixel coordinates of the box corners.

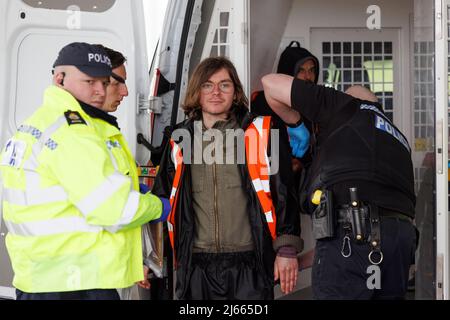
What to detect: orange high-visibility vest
<box><xmin>167</xmin><ymin>116</ymin><xmax>276</xmax><ymax>258</ymax></box>
<box><xmin>245</xmin><ymin>116</ymin><xmax>277</xmax><ymax>239</ymax></box>
<box><xmin>167</xmin><ymin>139</ymin><xmax>183</xmax><ymax>251</ymax></box>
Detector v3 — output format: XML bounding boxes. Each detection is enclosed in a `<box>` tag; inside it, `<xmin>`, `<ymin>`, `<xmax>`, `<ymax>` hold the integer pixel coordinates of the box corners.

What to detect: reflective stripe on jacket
<box><xmin>0</xmin><ymin>85</ymin><xmax>162</xmax><ymax>293</ymax></box>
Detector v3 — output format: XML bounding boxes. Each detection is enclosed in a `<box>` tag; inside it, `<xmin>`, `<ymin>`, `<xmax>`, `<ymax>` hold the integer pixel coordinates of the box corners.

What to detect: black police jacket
<box><xmin>291</xmin><ymin>79</ymin><xmax>416</xmax><ymax>218</ymax></box>
<box><xmin>152</xmin><ymin>106</ymin><xmax>302</xmax><ymax>299</ymax></box>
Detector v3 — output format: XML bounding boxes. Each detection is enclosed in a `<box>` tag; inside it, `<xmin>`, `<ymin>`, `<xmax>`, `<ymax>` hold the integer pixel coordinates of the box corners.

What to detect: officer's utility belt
<box><xmin>311</xmin><ymin>187</ymin><xmax>410</xmax><ymax>265</ymax></box>
<box><xmin>336</xmin><ymin>202</ymin><xmax>382</xmax><ymax>263</ymax></box>
<box><xmin>338</xmin><ymin>206</ymin><xmax>411</xmax><ymax>225</ymax></box>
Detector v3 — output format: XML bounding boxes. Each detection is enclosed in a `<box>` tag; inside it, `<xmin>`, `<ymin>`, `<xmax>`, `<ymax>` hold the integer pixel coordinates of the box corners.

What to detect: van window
<box><xmin>22</xmin><ymin>0</ymin><xmax>115</xmax><ymax>12</ymax></box>
<box><xmin>321</xmin><ymin>41</ymin><xmax>394</xmax><ymax>121</ymax></box>
<box><xmin>210</xmin><ymin>12</ymin><xmax>230</xmax><ymax>57</ymax></box>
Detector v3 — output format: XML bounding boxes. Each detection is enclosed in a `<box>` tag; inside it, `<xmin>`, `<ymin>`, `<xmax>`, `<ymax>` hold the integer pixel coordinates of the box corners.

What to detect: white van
<box><xmin>0</xmin><ymin>0</ymin><xmax>155</xmax><ymax>299</ymax></box>
<box><xmin>0</xmin><ymin>0</ymin><xmax>449</xmax><ymax>300</ymax></box>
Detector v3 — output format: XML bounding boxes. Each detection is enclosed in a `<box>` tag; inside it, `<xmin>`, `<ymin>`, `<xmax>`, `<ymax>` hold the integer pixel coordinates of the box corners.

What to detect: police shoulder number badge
<box><xmin>64</xmin><ymin>111</ymin><xmax>87</xmax><ymax>126</ymax></box>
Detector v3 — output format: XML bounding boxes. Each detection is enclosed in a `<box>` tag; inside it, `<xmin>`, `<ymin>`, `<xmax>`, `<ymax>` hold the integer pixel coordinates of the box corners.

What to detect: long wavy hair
<box><xmin>182</xmin><ymin>56</ymin><xmax>249</xmax><ymax>120</ymax></box>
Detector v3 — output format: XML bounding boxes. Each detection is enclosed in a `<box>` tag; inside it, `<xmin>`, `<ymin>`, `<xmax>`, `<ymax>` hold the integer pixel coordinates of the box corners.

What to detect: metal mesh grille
<box><xmin>321</xmin><ymin>41</ymin><xmax>394</xmax><ymax>122</ymax></box>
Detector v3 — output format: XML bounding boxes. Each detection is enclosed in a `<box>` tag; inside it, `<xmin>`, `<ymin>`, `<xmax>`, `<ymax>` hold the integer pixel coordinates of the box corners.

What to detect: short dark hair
<box><xmin>94</xmin><ymin>44</ymin><xmax>126</xmax><ymax>69</ymax></box>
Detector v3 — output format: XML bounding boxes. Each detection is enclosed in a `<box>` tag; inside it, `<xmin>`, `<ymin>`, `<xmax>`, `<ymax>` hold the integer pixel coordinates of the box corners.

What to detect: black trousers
<box><xmin>312</xmin><ymin>217</ymin><xmax>416</xmax><ymax>300</ymax></box>
<box><xmin>16</xmin><ymin>288</ymin><xmax>120</xmax><ymax>300</ymax></box>
<box><xmin>182</xmin><ymin>251</ymin><xmax>273</xmax><ymax>300</ymax></box>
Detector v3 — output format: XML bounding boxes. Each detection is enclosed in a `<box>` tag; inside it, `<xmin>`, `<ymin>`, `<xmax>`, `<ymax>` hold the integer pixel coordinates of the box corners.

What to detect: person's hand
<box><xmin>139</xmin><ymin>183</ymin><xmax>150</xmax><ymax>194</ymax></box>
<box><xmin>287</xmin><ymin>123</ymin><xmax>310</xmax><ymax>158</ymax></box>
<box><xmin>274</xmin><ymin>256</ymin><xmax>298</xmax><ymax>294</ymax></box>
<box><xmin>150</xmin><ymin>197</ymin><xmax>171</xmax><ymax>224</ymax></box>
<box><xmin>136</xmin><ymin>265</ymin><xmax>151</xmax><ymax>289</ymax></box>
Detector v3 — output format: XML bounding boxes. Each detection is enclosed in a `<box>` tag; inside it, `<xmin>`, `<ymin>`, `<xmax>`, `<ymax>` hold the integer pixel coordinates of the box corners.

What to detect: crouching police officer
<box><xmin>262</xmin><ymin>75</ymin><xmax>416</xmax><ymax>300</ymax></box>
<box><xmin>0</xmin><ymin>43</ymin><xmax>169</xmax><ymax>300</ymax></box>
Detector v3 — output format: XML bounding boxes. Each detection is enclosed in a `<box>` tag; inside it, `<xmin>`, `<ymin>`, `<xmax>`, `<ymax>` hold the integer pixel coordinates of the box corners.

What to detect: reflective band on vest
<box><xmin>167</xmin><ymin>140</ymin><xmax>183</xmax><ymax>252</ymax></box>
<box><xmin>3</xmin><ymin>117</ymin><xmax>69</xmax><ymax>207</ymax></box>
<box><xmin>103</xmin><ymin>189</ymin><xmax>140</xmax><ymax>233</ymax></box>
<box><xmin>5</xmin><ymin>216</ymin><xmax>102</xmax><ymax>237</ymax></box>
<box><xmin>3</xmin><ymin>113</ymin><xmax>139</xmax><ymax>235</ymax></box>
<box><xmin>245</xmin><ymin>116</ymin><xmax>276</xmax><ymax>239</ymax></box>
<box><xmin>3</xmin><ymin>176</ymin><xmax>68</xmax><ymax>206</ymax></box>
<box><xmin>27</xmin><ymin>116</ymin><xmax>67</xmax><ymax>171</ymax></box>
<box><xmin>76</xmin><ymin>172</ymin><xmax>128</xmax><ymax>215</ymax></box>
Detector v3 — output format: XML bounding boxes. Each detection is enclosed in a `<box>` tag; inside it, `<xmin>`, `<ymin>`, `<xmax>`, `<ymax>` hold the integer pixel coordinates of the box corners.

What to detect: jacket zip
<box><xmin>212</xmin><ymin>133</ymin><xmax>220</xmax><ymax>252</ymax></box>
<box><xmin>213</xmin><ymin>162</ymin><xmax>220</xmax><ymax>252</ymax></box>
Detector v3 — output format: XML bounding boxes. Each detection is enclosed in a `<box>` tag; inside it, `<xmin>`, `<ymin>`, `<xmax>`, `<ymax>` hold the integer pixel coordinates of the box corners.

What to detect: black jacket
<box><xmin>291</xmin><ymin>79</ymin><xmax>416</xmax><ymax>218</ymax></box>
<box><xmin>152</xmin><ymin>107</ymin><xmax>302</xmax><ymax>298</ymax></box>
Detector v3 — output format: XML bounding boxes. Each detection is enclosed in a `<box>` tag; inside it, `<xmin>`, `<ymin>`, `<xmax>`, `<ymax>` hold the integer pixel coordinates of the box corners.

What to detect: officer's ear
<box><xmin>54</xmin><ymin>72</ymin><xmax>66</xmax><ymax>87</ymax></box>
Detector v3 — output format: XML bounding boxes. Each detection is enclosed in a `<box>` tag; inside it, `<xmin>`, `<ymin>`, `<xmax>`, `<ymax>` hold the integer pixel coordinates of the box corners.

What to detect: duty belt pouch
<box><xmin>368</xmin><ymin>204</ymin><xmax>381</xmax><ymax>247</ymax></box>
<box><xmin>350</xmin><ymin>204</ymin><xmax>370</xmax><ymax>242</ymax></box>
<box><xmin>312</xmin><ymin>190</ymin><xmax>335</xmax><ymax>240</ymax></box>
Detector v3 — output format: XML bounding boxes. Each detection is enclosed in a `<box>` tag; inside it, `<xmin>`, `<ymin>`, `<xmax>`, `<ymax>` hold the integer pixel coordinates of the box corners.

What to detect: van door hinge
<box><xmin>436</xmin><ymin>119</ymin><xmax>444</xmax><ymax>174</ymax></box>
<box><xmin>137</xmin><ymin>94</ymin><xmax>163</xmax><ymax>115</ymax></box>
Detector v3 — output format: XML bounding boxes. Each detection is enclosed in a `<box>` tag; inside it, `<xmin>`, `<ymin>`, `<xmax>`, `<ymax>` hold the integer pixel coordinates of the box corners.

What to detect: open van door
<box><xmin>0</xmin><ymin>0</ymin><xmax>150</xmax><ymax>299</ymax></box>
<box><xmin>147</xmin><ymin>0</ymin><xmax>249</xmax><ymax>298</ymax></box>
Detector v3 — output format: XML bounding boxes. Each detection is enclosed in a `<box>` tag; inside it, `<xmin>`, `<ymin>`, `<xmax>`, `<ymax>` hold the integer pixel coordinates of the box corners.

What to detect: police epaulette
<box><xmin>64</xmin><ymin>111</ymin><xmax>87</xmax><ymax>126</ymax></box>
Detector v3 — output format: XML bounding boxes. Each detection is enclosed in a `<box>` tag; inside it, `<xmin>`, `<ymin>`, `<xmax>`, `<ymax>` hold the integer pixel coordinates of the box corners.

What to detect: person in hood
<box><xmin>253</xmin><ymin>42</ymin><xmax>320</xmax><ymax>171</ymax></box>
<box><xmin>276</xmin><ymin>42</ymin><xmax>319</xmax><ymax>84</ymax></box>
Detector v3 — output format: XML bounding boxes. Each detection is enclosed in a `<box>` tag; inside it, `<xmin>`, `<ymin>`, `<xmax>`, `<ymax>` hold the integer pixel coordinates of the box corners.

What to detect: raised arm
<box><xmin>262</xmin><ymin>74</ymin><xmax>301</xmax><ymax>125</ymax></box>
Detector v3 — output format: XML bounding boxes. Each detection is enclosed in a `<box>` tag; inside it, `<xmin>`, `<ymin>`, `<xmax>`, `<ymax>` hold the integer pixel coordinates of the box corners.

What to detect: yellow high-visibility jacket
<box><xmin>0</xmin><ymin>85</ymin><xmax>162</xmax><ymax>293</ymax></box>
